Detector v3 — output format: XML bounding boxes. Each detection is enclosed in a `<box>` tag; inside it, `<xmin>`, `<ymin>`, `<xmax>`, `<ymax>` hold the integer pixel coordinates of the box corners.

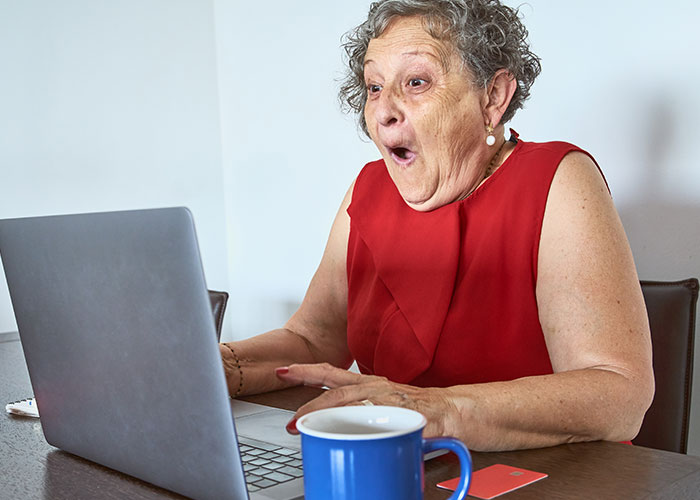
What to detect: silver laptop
<box><xmin>0</xmin><ymin>207</ymin><xmax>304</xmax><ymax>500</ymax></box>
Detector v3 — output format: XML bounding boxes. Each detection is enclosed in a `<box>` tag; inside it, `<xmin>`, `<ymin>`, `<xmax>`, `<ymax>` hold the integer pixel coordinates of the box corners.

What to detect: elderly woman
<box><xmin>219</xmin><ymin>0</ymin><xmax>654</xmax><ymax>452</ymax></box>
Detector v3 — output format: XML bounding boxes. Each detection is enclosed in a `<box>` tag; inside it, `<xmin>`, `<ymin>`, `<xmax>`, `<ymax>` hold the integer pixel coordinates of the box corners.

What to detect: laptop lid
<box><xmin>0</xmin><ymin>207</ymin><xmax>256</xmax><ymax>499</ymax></box>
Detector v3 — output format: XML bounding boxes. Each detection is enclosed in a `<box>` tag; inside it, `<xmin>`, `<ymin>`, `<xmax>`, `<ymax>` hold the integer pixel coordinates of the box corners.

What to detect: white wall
<box><xmin>0</xmin><ymin>0</ymin><xmax>231</xmax><ymax>334</ymax></box>
<box><xmin>213</xmin><ymin>0</ymin><xmax>377</xmax><ymax>337</ymax></box>
<box><xmin>1</xmin><ymin>0</ymin><xmax>698</xmax><ymax>455</ymax></box>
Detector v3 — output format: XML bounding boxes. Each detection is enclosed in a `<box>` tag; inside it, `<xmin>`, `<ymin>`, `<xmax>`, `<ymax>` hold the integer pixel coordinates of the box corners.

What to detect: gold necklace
<box><xmin>458</xmin><ymin>139</ymin><xmax>508</xmax><ymax>201</ymax></box>
<box><xmin>482</xmin><ymin>138</ymin><xmax>508</xmax><ymax>181</ymax></box>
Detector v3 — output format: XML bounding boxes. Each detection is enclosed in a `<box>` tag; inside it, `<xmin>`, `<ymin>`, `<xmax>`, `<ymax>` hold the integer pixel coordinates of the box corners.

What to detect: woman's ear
<box><xmin>482</xmin><ymin>69</ymin><xmax>517</xmax><ymax>126</ymax></box>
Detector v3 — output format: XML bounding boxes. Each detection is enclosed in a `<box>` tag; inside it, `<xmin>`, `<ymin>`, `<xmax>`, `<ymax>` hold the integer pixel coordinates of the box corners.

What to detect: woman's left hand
<box><xmin>275</xmin><ymin>363</ymin><xmax>454</xmax><ymax>437</ymax></box>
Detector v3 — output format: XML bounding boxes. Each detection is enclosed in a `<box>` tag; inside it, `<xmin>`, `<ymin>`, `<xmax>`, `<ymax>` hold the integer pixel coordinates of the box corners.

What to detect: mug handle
<box><xmin>422</xmin><ymin>437</ymin><xmax>472</xmax><ymax>500</ymax></box>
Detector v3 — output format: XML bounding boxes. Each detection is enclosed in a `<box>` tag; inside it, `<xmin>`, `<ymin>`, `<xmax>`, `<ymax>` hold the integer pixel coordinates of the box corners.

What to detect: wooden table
<box><xmin>2</xmin><ymin>331</ymin><xmax>700</xmax><ymax>499</ymax></box>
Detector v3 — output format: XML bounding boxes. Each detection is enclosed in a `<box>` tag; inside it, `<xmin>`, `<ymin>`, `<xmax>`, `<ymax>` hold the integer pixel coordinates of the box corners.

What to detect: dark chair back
<box><xmin>207</xmin><ymin>289</ymin><xmax>229</xmax><ymax>341</ymax></box>
<box><xmin>633</xmin><ymin>279</ymin><xmax>698</xmax><ymax>453</ymax></box>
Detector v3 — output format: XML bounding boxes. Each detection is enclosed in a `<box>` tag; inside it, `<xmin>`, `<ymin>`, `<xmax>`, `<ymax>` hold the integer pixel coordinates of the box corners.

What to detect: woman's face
<box><xmin>363</xmin><ymin>16</ymin><xmax>489</xmax><ymax>212</ymax></box>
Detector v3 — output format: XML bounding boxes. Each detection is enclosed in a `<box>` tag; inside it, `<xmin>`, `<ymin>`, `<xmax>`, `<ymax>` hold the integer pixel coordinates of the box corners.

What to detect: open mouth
<box><xmin>389</xmin><ymin>146</ymin><xmax>416</xmax><ymax>165</ymax></box>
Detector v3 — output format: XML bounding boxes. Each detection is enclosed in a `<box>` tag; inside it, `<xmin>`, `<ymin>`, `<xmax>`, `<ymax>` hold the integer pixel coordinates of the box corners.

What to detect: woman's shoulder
<box><xmin>515</xmin><ymin>136</ymin><xmax>590</xmax><ymax>161</ymax></box>
<box><xmin>508</xmin><ymin>134</ymin><xmax>605</xmax><ymax>187</ymax></box>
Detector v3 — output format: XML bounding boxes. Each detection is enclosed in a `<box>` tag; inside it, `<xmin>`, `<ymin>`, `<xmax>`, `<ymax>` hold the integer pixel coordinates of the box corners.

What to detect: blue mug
<box><xmin>296</xmin><ymin>405</ymin><xmax>472</xmax><ymax>500</ymax></box>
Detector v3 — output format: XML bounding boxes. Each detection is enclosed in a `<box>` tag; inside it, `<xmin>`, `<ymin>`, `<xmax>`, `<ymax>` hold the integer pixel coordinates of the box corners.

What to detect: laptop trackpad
<box><xmin>235</xmin><ymin>408</ymin><xmax>301</xmax><ymax>451</ymax></box>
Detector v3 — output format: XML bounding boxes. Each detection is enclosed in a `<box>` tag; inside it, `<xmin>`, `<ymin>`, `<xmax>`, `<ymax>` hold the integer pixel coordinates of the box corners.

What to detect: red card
<box><xmin>437</xmin><ymin>464</ymin><xmax>548</xmax><ymax>499</ymax></box>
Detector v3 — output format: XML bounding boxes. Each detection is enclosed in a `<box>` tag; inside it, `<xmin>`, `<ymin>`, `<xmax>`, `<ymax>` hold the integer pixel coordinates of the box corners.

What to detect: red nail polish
<box><xmin>276</xmin><ymin>367</ymin><xmax>289</xmax><ymax>376</ymax></box>
<box><xmin>285</xmin><ymin>418</ymin><xmax>298</xmax><ymax>434</ymax></box>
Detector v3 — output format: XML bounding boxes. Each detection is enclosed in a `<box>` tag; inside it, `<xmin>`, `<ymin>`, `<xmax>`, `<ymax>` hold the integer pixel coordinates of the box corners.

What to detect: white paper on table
<box><xmin>5</xmin><ymin>398</ymin><xmax>39</xmax><ymax>418</ymax></box>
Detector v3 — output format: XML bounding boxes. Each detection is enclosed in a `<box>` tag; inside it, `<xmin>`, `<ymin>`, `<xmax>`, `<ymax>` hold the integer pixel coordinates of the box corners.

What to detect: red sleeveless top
<box><xmin>346</xmin><ymin>136</ymin><xmax>593</xmax><ymax>387</ymax></box>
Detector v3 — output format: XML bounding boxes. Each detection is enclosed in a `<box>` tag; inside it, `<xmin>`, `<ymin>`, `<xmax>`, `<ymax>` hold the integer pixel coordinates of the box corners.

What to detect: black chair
<box><xmin>633</xmin><ymin>278</ymin><xmax>698</xmax><ymax>453</ymax></box>
<box><xmin>207</xmin><ymin>289</ymin><xmax>229</xmax><ymax>341</ymax></box>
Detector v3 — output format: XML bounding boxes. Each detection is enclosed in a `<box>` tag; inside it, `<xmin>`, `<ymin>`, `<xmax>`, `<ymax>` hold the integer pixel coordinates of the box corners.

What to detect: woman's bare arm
<box><xmin>277</xmin><ymin>153</ymin><xmax>655</xmax><ymax>451</ymax></box>
<box><xmin>220</xmin><ymin>183</ymin><xmax>354</xmax><ymax>396</ymax></box>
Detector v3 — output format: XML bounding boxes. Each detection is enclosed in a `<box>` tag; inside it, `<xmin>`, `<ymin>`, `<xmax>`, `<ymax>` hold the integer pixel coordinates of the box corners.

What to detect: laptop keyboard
<box><xmin>238</xmin><ymin>436</ymin><xmax>304</xmax><ymax>492</ymax></box>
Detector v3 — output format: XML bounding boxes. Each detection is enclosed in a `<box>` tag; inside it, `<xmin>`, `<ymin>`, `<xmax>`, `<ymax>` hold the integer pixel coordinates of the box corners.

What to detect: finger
<box><xmin>279</xmin><ymin>365</ymin><xmax>369</xmax><ymax>435</ymax></box>
<box><xmin>284</xmin><ymin>383</ymin><xmax>380</xmax><ymax>435</ymax></box>
<box><xmin>293</xmin><ymin>381</ymin><xmax>391</xmax><ymax>425</ymax></box>
<box><xmin>347</xmin><ymin>399</ymin><xmax>375</xmax><ymax>407</ymax></box>
<box><xmin>294</xmin><ymin>383</ymin><xmax>378</xmax><ymax>419</ymax></box>
<box><xmin>275</xmin><ymin>363</ymin><xmax>366</xmax><ymax>389</ymax></box>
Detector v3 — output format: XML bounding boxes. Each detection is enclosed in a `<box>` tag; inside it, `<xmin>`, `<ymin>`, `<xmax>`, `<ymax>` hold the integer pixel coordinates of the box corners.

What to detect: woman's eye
<box><xmin>367</xmin><ymin>84</ymin><xmax>382</xmax><ymax>94</ymax></box>
<box><xmin>408</xmin><ymin>78</ymin><xmax>427</xmax><ymax>88</ymax></box>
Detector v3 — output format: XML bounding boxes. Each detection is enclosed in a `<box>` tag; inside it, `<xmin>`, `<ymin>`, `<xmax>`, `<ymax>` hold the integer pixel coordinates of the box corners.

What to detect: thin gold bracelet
<box><xmin>222</xmin><ymin>343</ymin><xmax>244</xmax><ymax>397</ymax></box>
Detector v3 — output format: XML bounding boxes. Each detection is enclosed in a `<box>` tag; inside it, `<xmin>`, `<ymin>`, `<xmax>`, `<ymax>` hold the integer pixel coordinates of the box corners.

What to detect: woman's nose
<box><xmin>374</xmin><ymin>90</ymin><xmax>404</xmax><ymax>127</ymax></box>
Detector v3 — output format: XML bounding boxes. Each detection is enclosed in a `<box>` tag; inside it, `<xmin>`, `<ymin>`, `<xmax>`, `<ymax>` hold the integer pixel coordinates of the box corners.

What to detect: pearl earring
<box><xmin>485</xmin><ymin>124</ymin><xmax>496</xmax><ymax>146</ymax></box>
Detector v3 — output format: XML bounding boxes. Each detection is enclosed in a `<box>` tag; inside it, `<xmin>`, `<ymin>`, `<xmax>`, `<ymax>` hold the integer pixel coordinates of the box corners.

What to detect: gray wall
<box><xmin>1</xmin><ymin>0</ymin><xmax>698</xmax><ymax>454</ymax></box>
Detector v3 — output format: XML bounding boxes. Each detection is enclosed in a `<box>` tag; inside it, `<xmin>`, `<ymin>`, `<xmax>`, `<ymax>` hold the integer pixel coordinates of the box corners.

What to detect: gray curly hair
<box><xmin>339</xmin><ymin>0</ymin><xmax>541</xmax><ymax>136</ymax></box>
